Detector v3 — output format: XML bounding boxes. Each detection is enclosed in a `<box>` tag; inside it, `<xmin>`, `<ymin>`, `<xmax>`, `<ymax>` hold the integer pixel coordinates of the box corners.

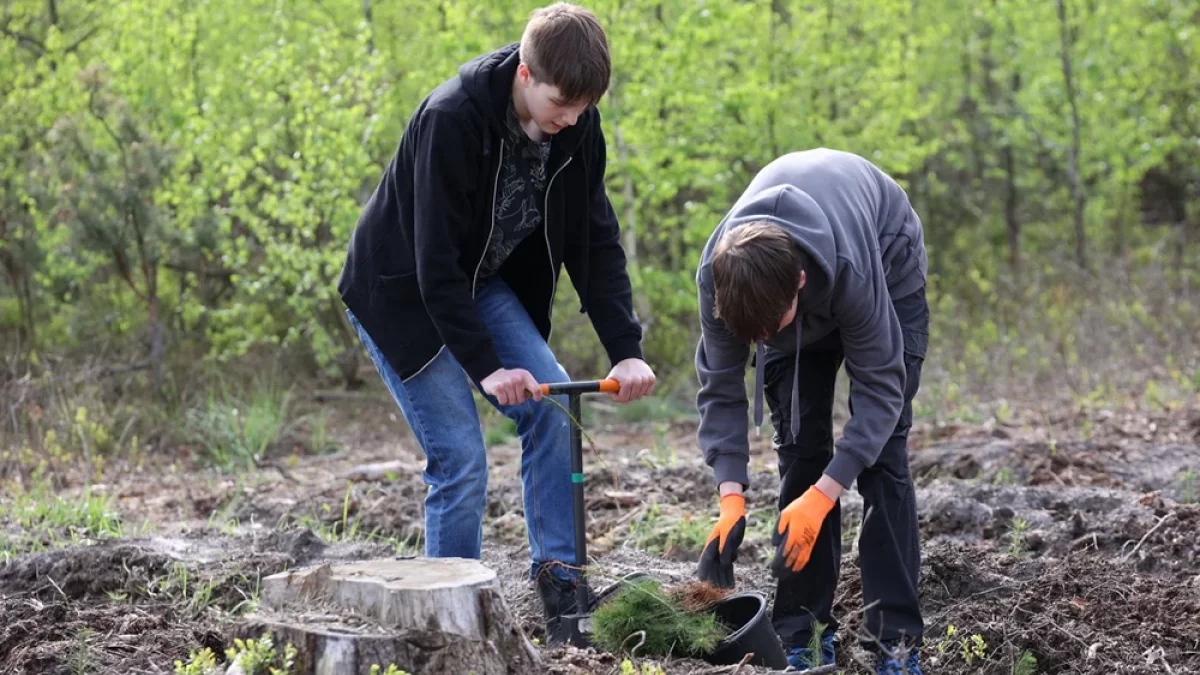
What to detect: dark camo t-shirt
<box><xmin>477</xmin><ymin>99</ymin><xmax>553</xmax><ymax>282</ymax></box>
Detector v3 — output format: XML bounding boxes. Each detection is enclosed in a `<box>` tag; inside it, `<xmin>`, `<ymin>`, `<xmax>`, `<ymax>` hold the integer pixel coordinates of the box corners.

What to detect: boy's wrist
<box><xmin>718</xmin><ymin>481</ymin><xmax>744</xmax><ymax>497</ymax></box>
<box><xmin>814</xmin><ymin>474</ymin><xmax>845</xmax><ymax>502</ymax></box>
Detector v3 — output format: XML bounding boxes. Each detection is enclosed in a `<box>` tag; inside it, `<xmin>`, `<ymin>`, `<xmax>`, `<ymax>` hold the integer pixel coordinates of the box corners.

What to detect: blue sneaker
<box><xmin>875</xmin><ymin>642</ymin><xmax>922</xmax><ymax>675</ymax></box>
<box><xmin>786</xmin><ymin>633</ymin><xmax>837</xmax><ymax>670</ymax></box>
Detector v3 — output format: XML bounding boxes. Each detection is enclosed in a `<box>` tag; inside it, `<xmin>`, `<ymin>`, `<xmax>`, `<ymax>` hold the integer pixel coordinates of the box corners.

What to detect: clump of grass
<box><xmin>1013</xmin><ymin>649</ymin><xmax>1038</xmax><ymax>675</ymax></box>
<box><xmin>183</xmin><ymin>374</ymin><xmax>292</xmax><ymax>471</ymax></box>
<box><xmin>591</xmin><ymin>578</ymin><xmax>729</xmax><ymax>658</ymax></box>
<box><xmin>0</xmin><ymin>479</ymin><xmax>124</xmax><ymax>558</ymax></box>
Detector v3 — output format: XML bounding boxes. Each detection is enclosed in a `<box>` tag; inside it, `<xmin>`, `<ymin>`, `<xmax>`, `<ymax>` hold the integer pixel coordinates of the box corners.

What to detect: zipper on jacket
<box><xmin>543</xmin><ymin>155</ymin><xmax>573</xmax><ymax>340</ymax></box>
<box><xmin>471</xmin><ymin>139</ymin><xmax>505</xmax><ymax>298</ymax></box>
<box><xmin>405</xmin><ymin>139</ymin><xmax>505</xmax><ymax>385</ymax></box>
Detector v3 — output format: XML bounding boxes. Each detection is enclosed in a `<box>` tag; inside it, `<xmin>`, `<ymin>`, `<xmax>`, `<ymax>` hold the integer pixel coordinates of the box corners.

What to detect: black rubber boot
<box><xmin>536</xmin><ymin>571</ymin><xmax>596</xmax><ymax>645</ymax></box>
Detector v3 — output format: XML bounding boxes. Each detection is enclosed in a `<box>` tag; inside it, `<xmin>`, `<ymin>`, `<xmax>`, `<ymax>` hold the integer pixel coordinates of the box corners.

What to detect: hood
<box><xmin>457</xmin><ymin>42</ymin><xmax>590</xmax><ymax>156</ymax></box>
<box><xmin>720</xmin><ymin>184</ymin><xmax>838</xmax><ymax>308</ymax></box>
<box><xmin>708</xmin><ymin>185</ymin><xmax>843</xmax><ymax>443</ymax></box>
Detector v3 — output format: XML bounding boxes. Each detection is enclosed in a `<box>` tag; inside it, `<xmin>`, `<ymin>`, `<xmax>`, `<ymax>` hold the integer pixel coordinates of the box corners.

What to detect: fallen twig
<box><xmin>1122</xmin><ymin>512</ymin><xmax>1173</xmax><ymax>563</ymax></box>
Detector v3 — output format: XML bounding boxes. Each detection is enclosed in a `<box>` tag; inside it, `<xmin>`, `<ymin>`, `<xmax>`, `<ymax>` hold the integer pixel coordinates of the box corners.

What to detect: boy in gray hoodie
<box><xmin>693</xmin><ymin>149</ymin><xmax>929</xmax><ymax>674</ymax></box>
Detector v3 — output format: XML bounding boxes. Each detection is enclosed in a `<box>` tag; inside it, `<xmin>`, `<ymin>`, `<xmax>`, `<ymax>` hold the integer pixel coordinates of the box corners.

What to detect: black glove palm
<box><xmin>696</xmin><ymin>494</ymin><xmax>746</xmax><ymax>588</ymax></box>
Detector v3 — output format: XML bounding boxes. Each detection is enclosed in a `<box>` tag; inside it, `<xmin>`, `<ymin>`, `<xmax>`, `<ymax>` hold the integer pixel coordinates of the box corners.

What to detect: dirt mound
<box><xmin>0</xmin><ymin>598</ymin><xmax>223</xmax><ymax>675</ymax></box>
<box><xmin>0</xmin><ymin>529</ymin><xmax>393</xmax><ymax>675</ymax></box>
<box><xmin>913</xmin><ymin>439</ymin><xmax>1121</xmax><ymax>488</ymax></box>
<box><xmin>916</xmin><ymin>542</ymin><xmax>1200</xmax><ymax>674</ymax></box>
<box><xmin>0</xmin><ymin>542</ymin><xmax>173</xmax><ymax>601</ymax></box>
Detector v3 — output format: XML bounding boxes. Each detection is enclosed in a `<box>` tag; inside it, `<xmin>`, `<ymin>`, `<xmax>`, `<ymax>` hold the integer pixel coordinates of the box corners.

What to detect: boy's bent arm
<box><xmin>696</xmin><ymin>278</ymin><xmax>752</xmax><ymax>490</ymax></box>
<box><xmin>412</xmin><ymin>108</ymin><xmax>504</xmax><ymax>383</ymax></box>
<box><xmin>825</xmin><ymin>266</ymin><xmax>905</xmax><ymax>488</ymax></box>
<box><xmin>568</xmin><ymin>118</ymin><xmax>643</xmax><ymax>366</ymax></box>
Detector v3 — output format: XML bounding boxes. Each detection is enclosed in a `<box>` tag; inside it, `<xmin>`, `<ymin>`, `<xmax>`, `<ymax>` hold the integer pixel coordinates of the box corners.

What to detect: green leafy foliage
<box><xmin>590</xmin><ymin>578</ymin><xmax>727</xmax><ymax>657</ymax></box>
<box><xmin>1</xmin><ymin>0</ymin><xmax>1196</xmax><ymax>403</ymax></box>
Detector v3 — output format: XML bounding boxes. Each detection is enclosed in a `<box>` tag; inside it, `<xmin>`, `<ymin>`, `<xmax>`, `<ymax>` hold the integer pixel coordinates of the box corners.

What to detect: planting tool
<box><xmin>538</xmin><ymin>378</ymin><xmax>621</xmax><ymax>647</ymax></box>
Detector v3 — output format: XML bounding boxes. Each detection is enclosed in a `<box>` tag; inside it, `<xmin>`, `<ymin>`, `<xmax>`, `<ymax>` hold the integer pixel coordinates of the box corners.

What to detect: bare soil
<box><xmin>2</xmin><ymin>399</ymin><xmax>1199</xmax><ymax>674</ymax></box>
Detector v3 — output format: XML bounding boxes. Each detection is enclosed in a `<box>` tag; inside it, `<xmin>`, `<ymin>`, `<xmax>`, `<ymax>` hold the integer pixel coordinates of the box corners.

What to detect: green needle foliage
<box><xmin>591</xmin><ymin>579</ymin><xmax>728</xmax><ymax>658</ymax></box>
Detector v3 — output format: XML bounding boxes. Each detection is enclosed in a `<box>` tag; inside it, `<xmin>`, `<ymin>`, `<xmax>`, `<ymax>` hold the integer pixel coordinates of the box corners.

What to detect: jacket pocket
<box><xmin>368</xmin><ymin>271</ymin><xmax>432</xmax><ymax>347</ymax></box>
<box><xmin>371</xmin><ymin>271</ymin><xmax>419</xmax><ymax>307</ymax></box>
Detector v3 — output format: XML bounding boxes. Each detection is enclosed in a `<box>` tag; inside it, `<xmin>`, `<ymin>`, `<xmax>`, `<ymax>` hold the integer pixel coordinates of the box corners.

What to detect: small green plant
<box><xmin>936</xmin><ymin>625</ymin><xmax>989</xmax><ymax>666</ymax></box>
<box><xmin>225</xmin><ymin>633</ymin><xmax>297</xmax><ymax>675</ymax></box>
<box><xmin>68</xmin><ymin>627</ymin><xmax>94</xmax><ymax>675</ymax></box>
<box><xmin>962</xmin><ymin>633</ymin><xmax>988</xmax><ymax>664</ymax></box>
<box><xmin>1177</xmin><ymin>470</ymin><xmax>1197</xmax><ymax>504</ymax></box>
<box><xmin>174</xmin><ymin>647</ymin><xmax>220</xmax><ymax>675</ymax></box>
<box><xmin>305</xmin><ymin>410</ymin><xmax>335</xmax><ymax>454</ymax></box>
<box><xmin>841</xmin><ymin>518</ymin><xmax>861</xmax><ymax>546</ymax></box>
<box><xmin>993</xmin><ymin>467</ymin><xmax>1018</xmax><ymax>486</ymax></box>
<box><xmin>368</xmin><ymin>665</ymin><xmax>410</xmax><ymax>675</ymax></box>
<box><xmin>619</xmin><ymin>660</ymin><xmax>666</xmax><ymax>675</ymax></box>
<box><xmin>591</xmin><ymin>578</ymin><xmax>727</xmax><ymax>657</ymax></box>
<box><xmin>649</xmin><ymin>423</ymin><xmax>678</xmax><ymax>468</ymax></box>
<box><xmin>1008</xmin><ymin>516</ymin><xmax>1031</xmax><ymax>558</ymax></box>
<box><xmin>935</xmin><ymin>625</ymin><xmax>958</xmax><ymax>657</ymax></box>
<box><xmin>803</xmin><ymin>619</ymin><xmax>829</xmax><ymax>669</ymax></box>
<box><xmin>1013</xmin><ymin>649</ymin><xmax>1038</xmax><ymax>675</ymax></box>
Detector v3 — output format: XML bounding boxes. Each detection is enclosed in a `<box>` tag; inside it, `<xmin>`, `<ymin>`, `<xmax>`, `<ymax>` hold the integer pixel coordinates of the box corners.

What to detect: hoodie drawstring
<box><xmin>753</xmin><ymin>316</ymin><xmax>803</xmax><ymax>443</ymax></box>
<box><xmin>753</xmin><ymin>341</ymin><xmax>765</xmax><ymax>437</ymax></box>
<box><xmin>791</xmin><ymin>320</ymin><xmax>802</xmax><ymax>441</ymax></box>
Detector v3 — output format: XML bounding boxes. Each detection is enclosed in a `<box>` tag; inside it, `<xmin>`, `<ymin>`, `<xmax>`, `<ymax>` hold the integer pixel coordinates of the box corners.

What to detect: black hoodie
<box><xmin>338</xmin><ymin>44</ymin><xmax>643</xmax><ymax>384</ymax></box>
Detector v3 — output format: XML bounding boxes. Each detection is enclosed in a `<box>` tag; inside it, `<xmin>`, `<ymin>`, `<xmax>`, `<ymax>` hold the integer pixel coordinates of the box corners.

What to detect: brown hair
<box><xmin>520</xmin><ymin>3</ymin><xmax>611</xmax><ymax>106</ymax></box>
<box><xmin>711</xmin><ymin>222</ymin><xmax>804</xmax><ymax>342</ymax></box>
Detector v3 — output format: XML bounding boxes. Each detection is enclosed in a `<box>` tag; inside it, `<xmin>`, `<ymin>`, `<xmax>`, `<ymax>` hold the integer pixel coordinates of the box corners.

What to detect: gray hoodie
<box><xmin>695</xmin><ymin>149</ymin><xmax>927</xmax><ymax>490</ymax></box>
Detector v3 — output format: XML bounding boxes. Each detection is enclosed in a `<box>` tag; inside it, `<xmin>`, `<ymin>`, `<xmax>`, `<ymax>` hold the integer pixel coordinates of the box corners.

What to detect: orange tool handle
<box><xmin>539</xmin><ymin>379</ymin><xmax>621</xmax><ymax>396</ymax></box>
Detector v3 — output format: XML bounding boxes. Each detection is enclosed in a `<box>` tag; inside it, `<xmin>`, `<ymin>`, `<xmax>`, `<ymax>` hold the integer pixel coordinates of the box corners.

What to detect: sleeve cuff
<box><xmin>710</xmin><ymin>454</ymin><xmax>750</xmax><ymax>491</ymax></box>
<box><xmin>825</xmin><ymin>449</ymin><xmax>869</xmax><ymax>489</ymax></box>
<box><xmin>460</xmin><ymin>347</ymin><xmax>505</xmax><ymax>386</ymax></box>
<box><xmin>604</xmin><ymin>334</ymin><xmax>644</xmax><ymax>368</ymax></box>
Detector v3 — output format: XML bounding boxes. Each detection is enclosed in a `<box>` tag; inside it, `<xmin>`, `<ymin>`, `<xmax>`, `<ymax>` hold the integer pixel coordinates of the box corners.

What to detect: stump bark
<box><xmin>237</xmin><ymin>557</ymin><xmax>541</xmax><ymax>675</ymax></box>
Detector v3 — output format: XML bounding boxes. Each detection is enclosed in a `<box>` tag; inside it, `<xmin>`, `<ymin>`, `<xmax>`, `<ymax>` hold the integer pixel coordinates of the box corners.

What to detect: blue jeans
<box><xmin>347</xmin><ymin>278</ymin><xmax>576</xmax><ymax>580</ymax></box>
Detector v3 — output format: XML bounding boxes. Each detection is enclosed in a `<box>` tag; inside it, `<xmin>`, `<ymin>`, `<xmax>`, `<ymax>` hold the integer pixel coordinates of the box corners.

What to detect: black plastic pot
<box><xmin>592</xmin><ymin>571</ymin><xmax>655</xmax><ymax>608</ymax></box>
<box><xmin>702</xmin><ymin>592</ymin><xmax>789</xmax><ymax>669</ymax></box>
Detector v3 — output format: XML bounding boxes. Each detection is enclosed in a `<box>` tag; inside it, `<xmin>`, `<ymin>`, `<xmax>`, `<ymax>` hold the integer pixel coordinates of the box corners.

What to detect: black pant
<box><xmin>765</xmin><ymin>287</ymin><xmax>928</xmax><ymax>650</ymax></box>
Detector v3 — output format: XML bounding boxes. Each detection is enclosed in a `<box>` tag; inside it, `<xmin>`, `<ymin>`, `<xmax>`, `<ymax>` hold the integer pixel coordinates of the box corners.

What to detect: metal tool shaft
<box><xmin>569</xmin><ymin>391</ymin><xmax>590</xmax><ymax>613</ymax></box>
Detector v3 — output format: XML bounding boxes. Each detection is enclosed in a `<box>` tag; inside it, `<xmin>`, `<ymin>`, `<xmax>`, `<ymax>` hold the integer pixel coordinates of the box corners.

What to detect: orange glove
<box><xmin>696</xmin><ymin>494</ymin><xmax>746</xmax><ymax>588</ymax></box>
<box><xmin>770</xmin><ymin>486</ymin><xmax>835</xmax><ymax>578</ymax></box>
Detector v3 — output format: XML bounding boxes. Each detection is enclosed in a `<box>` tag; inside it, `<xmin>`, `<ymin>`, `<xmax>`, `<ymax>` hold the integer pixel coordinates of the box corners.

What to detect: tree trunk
<box><xmin>1004</xmin><ymin>145</ymin><xmax>1020</xmax><ymax>282</ymax></box>
<box><xmin>147</xmin><ymin>286</ymin><xmax>164</xmax><ymax>393</ymax></box>
<box><xmin>825</xmin><ymin>0</ymin><xmax>837</xmax><ymax>122</ymax></box>
<box><xmin>244</xmin><ymin>557</ymin><xmax>541</xmax><ymax>675</ymax></box>
<box><xmin>1178</xmin><ymin>220</ymin><xmax>1191</xmax><ymax>301</ymax></box>
<box><xmin>1057</xmin><ymin>0</ymin><xmax>1087</xmax><ymax>271</ymax></box>
<box><xmin>362</xmin><ymin>0</ymin><xmax>374</xmax><ymax>54</ymax></box>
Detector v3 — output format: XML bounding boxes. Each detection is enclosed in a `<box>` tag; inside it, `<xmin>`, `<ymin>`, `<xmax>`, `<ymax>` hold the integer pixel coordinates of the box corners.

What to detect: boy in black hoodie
<box><xmin>337</xmin><ymin>3</ymin><xmax>655</xmax><ymax>643</ymax></box>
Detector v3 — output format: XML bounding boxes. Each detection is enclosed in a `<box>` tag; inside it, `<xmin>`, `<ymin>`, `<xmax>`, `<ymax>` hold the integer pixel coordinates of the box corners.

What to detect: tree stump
<box><xmin>237</xmin><ymin>557</ymin><xmax>542</xmax><ymax>675</ymax></box>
